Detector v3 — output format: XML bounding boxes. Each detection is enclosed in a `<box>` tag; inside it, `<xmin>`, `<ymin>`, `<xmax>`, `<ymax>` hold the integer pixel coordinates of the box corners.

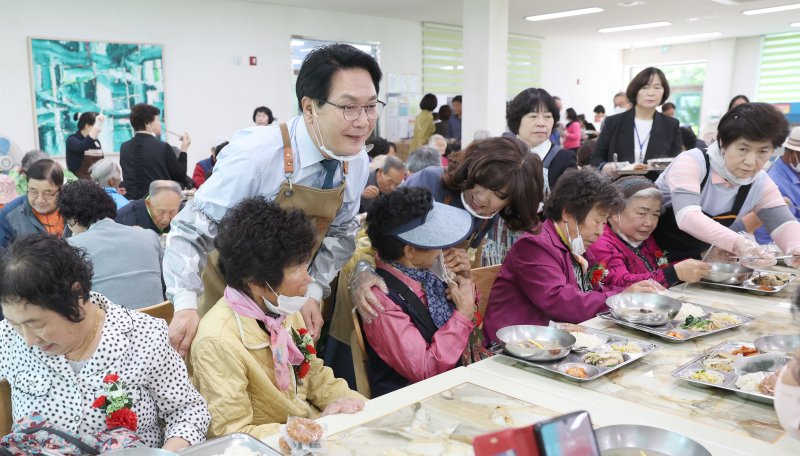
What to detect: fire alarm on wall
<box><xmin>249</xmin><ymin>56</ymin><xmax>257</xmax><ymax>66</ymax></box>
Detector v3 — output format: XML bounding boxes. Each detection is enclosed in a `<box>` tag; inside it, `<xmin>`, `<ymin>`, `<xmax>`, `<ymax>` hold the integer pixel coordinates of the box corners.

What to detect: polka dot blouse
<box><xmin>0</xmin><ymin>293</ymin><xmax>210</xmax><ymax>448</ymax></box>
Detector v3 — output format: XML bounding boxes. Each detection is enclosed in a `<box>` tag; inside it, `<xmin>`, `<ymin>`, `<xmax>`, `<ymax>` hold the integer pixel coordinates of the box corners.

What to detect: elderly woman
<box><xmin>0</xmin><ymin>159</ymin><xmax>65</xmax><ymax>248</ymax></box>
<box><xmin>653</xmin><ymin>102</ymin><xmax>800</xmax><ymax>267</ymax></box>
<box><xmin>483</xmin><ymin>170</ymin><xmax>659</xmax><ymax>343</ymax></box>
<box><xmin>90</xmin><ymin>158</ymin><xmax>130</xmax><ymax>209</ymax></box>
<box><xmin>0</xmin><ymin>234</ymin><xmax>209</xmax><ymax>450</ymax></box>
<box><xmin>362</xmin><ymin>187</ymin><xmax>480</xmax><ymax>397</ymax></box>
<box><xmin>190</xmin><ymin>197</ymin><xmax>364</xmax><ymax>439</ymax></box>
<box><xmin>587</xmin><ymin>176</ymin><xmax>710</xmax><ymax>288</ymax></box>
<box><xmin>590</xmin><ymin>67</ymin><xmax>681</xmax><ymax>174</ymax></box>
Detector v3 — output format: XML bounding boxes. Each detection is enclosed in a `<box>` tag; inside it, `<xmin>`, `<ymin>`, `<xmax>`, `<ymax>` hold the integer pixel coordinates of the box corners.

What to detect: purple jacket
<box><xmin>586</xmin><ymin>225</ymin><xmax>679</xmax><ymax>288</ymax></box>
<box><xmin>483</xmin><ymin>219</ymin><xmax>624</xmax><ymax>344</ymax></box>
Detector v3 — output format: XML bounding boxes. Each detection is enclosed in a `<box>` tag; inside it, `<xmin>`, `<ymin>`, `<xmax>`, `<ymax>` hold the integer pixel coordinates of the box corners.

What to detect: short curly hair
<box><xmin>506</xmin><ymin>88</ymin><xmax>560</xmax><ymax>135</ymax></box>
<box><xmin>57</xmin><ymin>180</ymin><xmax>117</xmax><ymax>227</ymax></box>
<box><xmin>366</xmin><ymin>187</ymin><xmax>433</xmax><ymax>261</ymax></box>
<box><xmin>0</xmin><ymin>234</ymin><xmax>93</xmax><ymax>323</ymax></box>
<box><xmin>443</xmin><ymin>136</ymin><xmax>544</xmax><ymax>232</ymax></box>
<box><xmin>129</xmin><ymin>103</ymin><xmax>160</xmax><ymax>131</ymax></box>
<box><xmin>216</xmin><ymin>197</ymin><xmax>316</xmax><ymax>292</ymax></box>
<box><xmin>543</xmin><ymin>169</ymin><xmax>622</xmax><ymax>224</ymax></box>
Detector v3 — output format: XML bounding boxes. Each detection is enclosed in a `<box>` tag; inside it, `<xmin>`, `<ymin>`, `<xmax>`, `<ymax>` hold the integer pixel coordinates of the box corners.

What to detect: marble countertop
<box><xmin>262</xmin><ymin>277</ymin><xmax>799</xmax><ymax>455</ymax></box>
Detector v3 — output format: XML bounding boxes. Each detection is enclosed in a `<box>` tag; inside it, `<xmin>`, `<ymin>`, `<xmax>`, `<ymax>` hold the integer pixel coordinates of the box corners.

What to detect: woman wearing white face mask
<box><xmin>483</xmin><ymin>170</ymin><xmax>659</xmax><ymax>344</ymax></box>
<box><xmin>653</xmin><ymin>102</ymin><xmax>800</xmax><ymax>268</ymax></box>
<box><xmin>190</xmin><ymin>197</ymin><xmax>365</xmax><ymax>439</ymax></box>
<box><xmin>587</xmin><ymin>176</ymin><xmax>710</xmax><ymax>288</ymax></box>
<box><xmin>775</xmin><ymin>346</ymin><xmax>800</xmax><ymax>440</ymax></box>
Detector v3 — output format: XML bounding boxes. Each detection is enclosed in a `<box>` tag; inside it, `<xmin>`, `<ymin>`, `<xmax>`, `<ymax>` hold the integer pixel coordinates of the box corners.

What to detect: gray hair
<box><xmin>21</xmin><ymin>150</ymin><xmax>49</xmax><ymax>172</ymax></box>
<box><xmin>625</xmin><ymin>187</ymin><xmax>663</xmax><ymax>204</ymax></box>
<box><xmin>89</xmin><ymin>159</ymin><xmax>122</xmax><ymax>186</ymax></box>
<box><xmin>406</xmin><ymin>147</ymin><xmax>441</xmax><ymax>174</ymax></box>
<box><xmin>427</xmin><ymin>134</ymin><xmax>446</xmax><ymax>146</ymax></box>
<box><xmin>148</xmin><ymin>180</ymin><xmax>182</xmax><ymax>198</ymax></box>
<box><xmin>473</xmin><ymin>130</ymin><xmax>492</xmax><ymax>141</ymax></box>
<box><xmin>380</xmin><ymin>155</ymin><xmax>406</xmax><ymax>174</ymax></box>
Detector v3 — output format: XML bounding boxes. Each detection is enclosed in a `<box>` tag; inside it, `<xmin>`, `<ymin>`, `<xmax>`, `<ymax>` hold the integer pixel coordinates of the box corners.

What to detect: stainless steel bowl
<box><xmin>647</xmin><ymin>158</ymin><xmax>673</xmax><ymax>169</ymax></box>
<box><xmin>595</xmin><ymin>424</ymin><xmax>711</xmax><ymax>456</ymax></box>
<box><xmin>754</xmin><ymin>334</ymin><xmax>800</xmax><ymax>354</ymax></box>
<box><xmin>104</xmin><ymin>450</ymin><xmax>178</xmax><ymax>456</ymax></box>
<box><xmin>495</xmin><ymin>325</ymin><xmax>575</xmax><ymax>361</ymax></box>
<box><xmin>704</xmin><ymin>262</ymin><xmax>753</xmax><ymax>285</ymax></box>
<box><xmin>605</xmin><ymin>293</ymin><xmax>681</xmax><ymax>326</ymax></box>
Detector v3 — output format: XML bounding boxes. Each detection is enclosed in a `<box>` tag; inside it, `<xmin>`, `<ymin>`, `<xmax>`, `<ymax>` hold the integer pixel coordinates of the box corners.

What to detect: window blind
<box><xmin>757</xmin><ymin>32</ymin><xmax>800</xmax><ymax>103</ymax></box>
<box><xmin>506</xmin><ymin>35</ymin><xmax>542</xmax><ymax>97</ymax></box>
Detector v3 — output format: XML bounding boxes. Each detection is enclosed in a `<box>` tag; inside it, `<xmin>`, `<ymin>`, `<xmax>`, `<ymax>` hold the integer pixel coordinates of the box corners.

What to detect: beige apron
<box><xmin>198</xmin><ymin>122</ymin><xmax>347</xmax><ymax>316</ymax></box>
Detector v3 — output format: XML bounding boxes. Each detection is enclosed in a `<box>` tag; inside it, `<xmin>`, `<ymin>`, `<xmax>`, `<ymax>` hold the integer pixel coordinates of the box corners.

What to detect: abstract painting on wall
<box><xmin>28</xmin><ymin>37</ymin><xmax>165</xmax><ymax>155</ymax></box>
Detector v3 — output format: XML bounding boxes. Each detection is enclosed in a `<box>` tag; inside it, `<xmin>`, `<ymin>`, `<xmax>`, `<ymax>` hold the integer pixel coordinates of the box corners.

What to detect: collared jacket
<box><xmin>119</xmin><ymin>133</ymin><xmax>187</xmax><ymax>200</ymax></box>
<box><xmin>163</xmin><ymin>117</ymin><xmax>368</xmax><ymax>313</ymax></box>
<box><xmin>590</xmin><ymin>109</ymin><xmax>681</xmax><ymax>168</ymax></box>
<box><xmin>0</xmin><ymin>293</ymin><xmax>210</xmax><ymax>448</ymax></box>
<box><xmin>483</xmin><ymin>219</ymin><xmax>624</xmax><ymax>344</ymax></box>
<box><xmin>756</xmin><ymin>158</ymin><xmax>800</xmax><ymax>244</ymax></box>
<box><xmin>0</xmin><ymin>196</ymin><xmax>47</xmax><ymax>248</ymax></box>
<box><xmin>586</xmin><ymin>225</ymin><xmax>679</xmax><ymax>288</ymax></box>
<box><xmin>189</xmin><ymin>297</ymin><xmax>364</xmax><ymax>439</ymax></box>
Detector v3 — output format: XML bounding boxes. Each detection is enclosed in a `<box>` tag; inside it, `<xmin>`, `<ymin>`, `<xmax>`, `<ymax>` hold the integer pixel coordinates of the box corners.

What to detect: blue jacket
<box><xmin>0</xmin><ymin>196</ymin><xmax>45</xmax><ymax>248</ymax></box>
<box><xmin>756</xmin><ymin>158</ymin><xmax>800</xmax><ymax>244</ymax></box>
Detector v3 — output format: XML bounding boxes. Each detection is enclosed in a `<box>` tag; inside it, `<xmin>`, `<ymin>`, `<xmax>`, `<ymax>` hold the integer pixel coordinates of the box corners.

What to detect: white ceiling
<box><xmin>244</xmin><ymin>0</ymin><xmax>800</xmax><ymax>48</ymax></box>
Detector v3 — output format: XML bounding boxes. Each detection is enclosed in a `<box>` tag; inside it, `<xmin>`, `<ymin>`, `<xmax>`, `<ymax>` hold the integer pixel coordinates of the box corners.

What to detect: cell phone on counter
<box><xmin>533</xmin><ymin>411</ymin><xmax>601</xmax><ymax>456</ymax></box>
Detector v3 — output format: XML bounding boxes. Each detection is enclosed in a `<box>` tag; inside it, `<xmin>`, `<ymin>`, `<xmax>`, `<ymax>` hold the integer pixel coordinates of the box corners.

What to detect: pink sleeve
<box><xmin>588</xmin><ymin>239</ymin><xmax>666</xmax><ymax>288</ymax></box>
<box><xmin>362</xmin><ymin>287</ymin><xmax>473</xmax><ymax>383</ymax></box>
<box><xmin>664</xmin><ymin>152</ymin><xmax>702</xmax><ymax>193</ymax></box>
<box><xmin>677</xmin><ymin>211</ymin><xmax>740</xmax><ymax>252</ymax></box>
<box><xmin>565</xmin><ymin>122</ymin><xmax>581</xmax><ymax>142</ymax></box>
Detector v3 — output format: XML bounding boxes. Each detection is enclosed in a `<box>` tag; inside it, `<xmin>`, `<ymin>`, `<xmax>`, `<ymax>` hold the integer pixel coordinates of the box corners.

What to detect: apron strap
<box><xmin>279</xmin><ymin>122</ymin><xmax>294</xmax><ymax>175</ymax></box>
<box><xmin>700</xmin><ymin>149</ymin><xmax>711</xmax><ymax>190</ymax></box>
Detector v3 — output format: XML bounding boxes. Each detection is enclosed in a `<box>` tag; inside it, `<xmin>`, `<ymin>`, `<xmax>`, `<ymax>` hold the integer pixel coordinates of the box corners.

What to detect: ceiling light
<box><xmin>598</xmin><ymin>22</ymin><xmax>671</xmax><ymax>33</ymax></box>
<box><xmin>617</xmin><ymin>1</ymin><xmax>645</xmax><ymax>6</ymax></box>
<box><xmin>525</xmin><ymin>7</ymin><xmax>603</xmax><ymax>22</ymax></box>
<box><xmin>687</xmin><ymin>17</ymin><xmax>700</xmax><ymax>22</ymax></box>
<box><xmin>792</xmin><ymin>22</ymin><xmax>800</xmax><ymax>27</ymax></box>
<box><xmin>653</xmin><ymin>32</ymin><xmax>723</xmax><ymax>43</ymax></box>
<box><xmin>290</xmin><ymin>39</ymin><xmax>305</xmax><ymax>47</ymax></box>
<box><xmin>742</xmin><ymin>3</ymin><xmax>800</xmax><ymax>15</ymax></box>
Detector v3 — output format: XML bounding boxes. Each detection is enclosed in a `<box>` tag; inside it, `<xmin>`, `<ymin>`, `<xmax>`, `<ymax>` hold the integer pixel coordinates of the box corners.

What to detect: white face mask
<box><xmin>430</xmin><ymin>252</ymin><xmax>456</xmax><ymax>285</ymax></box>
<box><xmin>614</xmin><ymin>105</ymin><xmax>627</xmax><ymax>114</ymax></box>
<box><xmin>309</xmin><ymin>107</ymin><xmax>371</xmax><ymax>162</ymax></box>
<box><xmin>564</xmin><ymin>220</ymin><xmax>586</xmax><ymax>255</ymax></box>
<box><xmin>262</xmin><ymin>282</ymin><xmax>308</xmax><ymax>317</ymax></box>
<box><xmin>460</xmin><ymin>192</ymin><xmax>497</xmax><ymax>220</ymax></box>
<box><xmin>775</xmin><ymin>366</ymin><xmax>800</xmax><ymax>440</ymax></box>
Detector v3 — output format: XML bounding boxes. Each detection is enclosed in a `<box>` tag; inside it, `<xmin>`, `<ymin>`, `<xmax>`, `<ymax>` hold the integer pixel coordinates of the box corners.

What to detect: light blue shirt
<box><xmin>163</xmin><ymin>116</ymin><xmax>370</xmax><ymax>311</ymax></box>
<box><xmin>755</xmin><ymin>158</ymin><xmax>800</xmax><ymax>244</ymax></box>
<box><xmin>105</xmin><ymin>187</ymin><xmax>130</xmax><ymax>210</ymax></box>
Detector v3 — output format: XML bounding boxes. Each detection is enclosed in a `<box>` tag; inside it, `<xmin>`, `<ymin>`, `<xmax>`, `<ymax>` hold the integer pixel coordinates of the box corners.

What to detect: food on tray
<box><xmin>665</xmin><ymin>330</ymin><xmax>685</xmax><ymax>339</ymax></box>
<box><xmin>752</xmin><ymin>273</ymin><xmax>791</xmax><ymax>288</ymax></box>
<box><xmin>759</xmin><ymin>372</ymin><xmax>777</xmax><ymax>396</ymax></box>
<box><xmin>565</xmin><ymin>366</ymin><xmax>589</xmax><ymax>378</ymax></box>
<box><xmin>709</xmin><ymin>313</ymin><xmax>739</xmax><ymax>327</ymax></box>
<box><xmin>702</xmin><ymin>352</ymin><xmax>736</xmax><ymax>372</ymax></box>
<box><xmin>732</xmin><ymin>345</ymin><xmax>758</xmax><ymax>357</ymax></box>
<box><xmin>675</xmin><ymin>303</ymin><xmax>705</xmax><ymax>322</ymax></box>
<box><xmin>611</xmin><ymin>341</ymin><xmax>642</xmax><ymax>354</ymax></box>
<box><xmin>680</xmin><ymin>315</ymin><xmax>720</xmax><ymax>332</ymax></box>
<box><xmin>583</xmin><ymin>351</ymin><xmax>625</xmax><ymax>367</ymax></box>
<box><xmin>689</xmin><ymin>369</ymin><xmax>725</xmax><ymax>384</ymax></box>
<box><xmin>286</xmin><ymin>417</ymin><xmax>324</xmax><ymax>444</ymax></box>
<box><xmin>735</xmin><ymin>371</ymin><xmax>768</xmax><ymax>393</ymax></box>
<box><xmin>513</xmin><ymin>339</ymin><xmax>564</xmax><ymax>355</ymax></box>
<box><xmin>570</xmin><ymin>332</ymin><xmax>604</xmax><ymax>351</ymax></box>
<box><xmin>556</xmin><ymin>323</ymin><xmax>586</xmax><ymax>333</ymax></box>
<box><xmin>279</xmin><ymin>437</ymin><xmax>291</xmax><ymax>454</ymax></box>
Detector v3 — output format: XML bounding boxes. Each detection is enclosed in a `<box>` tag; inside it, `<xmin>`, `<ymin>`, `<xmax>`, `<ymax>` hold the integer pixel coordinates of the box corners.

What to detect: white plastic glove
<box><xmin>785</xmin><ymin>246</ymin><xmax>800</xmax><ymax>269</ymax></box>
<box><xmin>733</xmin><ymin>236</ymin><xmax>776</xmax><ymax>269</ymax></box>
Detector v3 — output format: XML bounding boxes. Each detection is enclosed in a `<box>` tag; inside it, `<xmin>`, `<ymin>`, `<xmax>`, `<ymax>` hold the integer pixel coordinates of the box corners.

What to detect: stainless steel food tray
<box><xmin>493</xmin><ymin>324</ymin><xmax>657</xmax><ymax>382</ymax></box>
<box><xmin>179</xmin><ymin>433</ymin><xmax>282</xmax><ymax>456</ymax></box>
<box><xmin>597</xmin><ymin>301</ymin><xmax>753</xmax><ymax>342</ymax></box>
<box><xmin>699</xmin><ymin>271</ymin><xmax>798</xmax><ymax>295</ymax></box>
<box><xmin>671</xmin><ymin>340</ymin><xmax>787</xmax><ymax>405</ymax></box>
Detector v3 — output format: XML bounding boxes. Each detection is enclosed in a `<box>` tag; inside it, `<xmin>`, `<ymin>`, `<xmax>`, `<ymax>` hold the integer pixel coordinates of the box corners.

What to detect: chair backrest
<box><xmin>138</xmin><ymin>300</ymin><xmax>174</xmax><ymax>324</ymax></box>
<box><xmin>349</xmin><ymin>309</ymin><xmax>372</xmax><ymax>399</ymax></box>
<box><xmin>1</xmin><ymin>378</ymin><xmax>11</xmax><ymax>436</ymax></box>
<box><xmin>472</xmin><ymin>264</ymin><xmax>501</xmax><ymax>316</ymax></box>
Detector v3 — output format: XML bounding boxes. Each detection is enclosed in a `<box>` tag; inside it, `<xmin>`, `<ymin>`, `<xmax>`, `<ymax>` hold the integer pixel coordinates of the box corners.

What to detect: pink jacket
<box><xmin>483</xmin><ymin>219</ymin><xmax>624</xmax><ymax>344</ymax></box>
<box><xmin>363</xmin><ymin>258</ymin><xmax>474</xmax><ymax>384</ymax></box>
<box><xmin>586</xmin><ymin>225</ymin><xmax>679</xmax><ymax>288</ymax></box>
<box><xmin>563</xmin><ymin>121</ymin><xmax>582</xmax><ymax>149</ymax></box>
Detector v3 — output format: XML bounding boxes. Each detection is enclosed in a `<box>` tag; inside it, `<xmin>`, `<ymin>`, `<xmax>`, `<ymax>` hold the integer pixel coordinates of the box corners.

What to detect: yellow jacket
<box><xmin>409</xmin><ymin>110</ymin><xmax>435</xmax><ymax>151</ymax></box>
<box><xmin>190</xmin><ymin>297</ymin><xmax>365</xmax><ymax>439</ymax></box>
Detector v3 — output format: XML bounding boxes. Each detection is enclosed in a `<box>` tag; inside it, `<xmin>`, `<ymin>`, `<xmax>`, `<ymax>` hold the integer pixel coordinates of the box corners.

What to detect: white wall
<box><xmin>622</xmin><ymin>37</ymin><xmax>762</xmax><ymax>124</ymax></box>
<box><xmin>540</xmin><ymin>39</ymin><xmax>624</xmax><ymax>122</ymax></box>
<box><xmin>0</xmin><ymin>0</ymin><xmax>422</xmax><ymax>170</ymax></box>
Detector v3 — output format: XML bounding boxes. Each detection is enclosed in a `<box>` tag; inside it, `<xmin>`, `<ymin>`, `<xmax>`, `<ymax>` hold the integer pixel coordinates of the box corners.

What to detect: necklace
<box><xmin>66</xmin><ymin>305</ymin><xmax>102</xmax><ymax>361</ymax></box>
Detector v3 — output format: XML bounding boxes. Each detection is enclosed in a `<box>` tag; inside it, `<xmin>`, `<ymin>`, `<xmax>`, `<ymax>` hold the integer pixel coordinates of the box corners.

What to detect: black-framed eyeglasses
<box><xmin>322</xmin><ymin>100</ymin><xmax>386</xmax><ymax>121</ymax></box>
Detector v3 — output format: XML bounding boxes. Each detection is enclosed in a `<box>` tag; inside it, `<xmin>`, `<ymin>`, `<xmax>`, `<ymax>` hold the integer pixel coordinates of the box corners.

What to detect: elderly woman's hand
<box><xmin>448</xmin><ymin>276</ymin><xmax>476</xmax><ymax>320</ymax></box>
<box><xmin>674</xmin><ymin>259</ymin><xmax>711</xmax><ymax>283</ymax></box>
<box><xmin>623</xmin><ymin>280</ymin><xmax>661</xmax><ymax>294</ymax></box>
<box><xmin>299</xmin><ymin>299</ymin><xmax>323</xmax><ymax>343</ymax></box>
<box><xmin>351</xmin><ymin>263</ymin><xmax>388</xmax><ymax>324</ymax></box>
<box><xmin>321</xmin><ymin>397</ymin><xmax>365</xmax><ymax>416</ymax></box>
<box><xmin>444</xmin><ymin>247</ymin><xmax>471</xmax><ymax>278</ymax></box>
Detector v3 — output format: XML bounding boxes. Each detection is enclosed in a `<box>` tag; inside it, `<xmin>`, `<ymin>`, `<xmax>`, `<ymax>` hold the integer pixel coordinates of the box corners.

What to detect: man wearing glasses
<box><xmin>0</xmin><ymin>159</ymin><xmax>66</xmax><ymax>249</ymax></box>
<box><xmin>163</xmin><ymin>43</ymin><xmax>383</xmax><ymax>356</ymax></box>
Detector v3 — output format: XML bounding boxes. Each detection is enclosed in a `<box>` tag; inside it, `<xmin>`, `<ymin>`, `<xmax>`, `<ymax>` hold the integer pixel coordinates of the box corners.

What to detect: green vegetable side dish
<box><xmin>681</xmin><ymin>315</ymin><xmax>713</xmax><ymax>331</ymax></box>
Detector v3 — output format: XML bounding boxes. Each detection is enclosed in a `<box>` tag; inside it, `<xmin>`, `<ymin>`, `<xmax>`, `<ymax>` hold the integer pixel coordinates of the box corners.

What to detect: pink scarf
<box><xmin>224</xmin><ymin>286</ymin><xmax>304</xmax><ymax>391</ymax></box>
